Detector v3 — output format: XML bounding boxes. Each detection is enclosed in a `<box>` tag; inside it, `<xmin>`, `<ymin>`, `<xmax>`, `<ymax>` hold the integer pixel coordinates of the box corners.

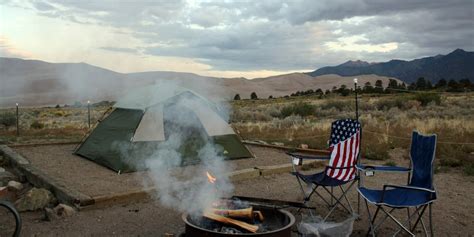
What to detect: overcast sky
<box><xmin>1</xmin><ymin>0</ymin><xmax>473</xmax><ymax>78</ymax></box>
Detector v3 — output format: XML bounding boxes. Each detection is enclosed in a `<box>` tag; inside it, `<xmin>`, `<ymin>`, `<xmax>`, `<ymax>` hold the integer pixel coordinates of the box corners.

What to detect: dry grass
<box><xmin>1</xmin><ymin>93</ymin><xmax>473</xmax><ymax>174</ymax></box>
<box><xmin>233</xmin><ymin>93</ymin><xmax>474</xmax><ymax>175</ymax></box>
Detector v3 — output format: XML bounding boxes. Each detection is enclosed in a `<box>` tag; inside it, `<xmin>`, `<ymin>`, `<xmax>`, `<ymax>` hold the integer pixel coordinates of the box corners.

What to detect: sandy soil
<box><xmin>13</xmin><ymin>144</ymin><xmax>290</xmax><ymax>197</ymax></box>
<box><xmin>6</xmin><ymin>145</ymin><xmax>474</xmax><ymax>236</ymax></box>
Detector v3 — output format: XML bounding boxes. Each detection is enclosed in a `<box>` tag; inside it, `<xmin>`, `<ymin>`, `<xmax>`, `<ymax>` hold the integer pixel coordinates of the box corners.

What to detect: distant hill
<box><xmin>0</xmin><ymin>57</ymin><xmax>396</xmax><ymax>107</ymax></box>
<box><xmin>309</xmin><ymin>49</ymin><xmax>474</xmax><ymax>83</ymax></box>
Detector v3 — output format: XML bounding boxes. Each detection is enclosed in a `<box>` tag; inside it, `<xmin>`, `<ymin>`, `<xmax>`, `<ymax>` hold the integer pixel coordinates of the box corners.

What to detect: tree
<box><xmin>447</xmin><ymin>80</ymin><xmax>461</xmax><ymax>92</ymax></box>
<box><xmin>268</xmin><ymin>95</ymin><xmax>273</xmax><ymax>99</ymax></box>
<box><xmin>386</xmin><ymin>79</ymin><xmax>399</xmax><ymax>93</ymax></box>
<box><xmin>426</xmin><ymin>80</ymin><xmax>433</xmax><ymax>90</ymax></box>
<box><xmin>363</xmin><ymin>82</ymin><xmax>373</xmax><ymax>93</ymax></box>
<box><xmin>416</xmin><ymin>77</ymin><xmax>427</xmax><ymax>90</ymax></box>
<box><xmin>233</xmin><ymin>94</ymin><xmax>241</xmax><ymax>100</ymax></box>
<box><xmin>459</xmin><ymin>78</ymin><xmax>471</xmax><ymax>90</ymax></box>
<box><xmin>374</xmin><ymin>80</ymin><xmax>384</xmax><ymax>93</ymax></box>
<box><xmin>250</xmin><ymin>92</ymin><xmax>258</xmax><ymax>100</ymax></box>
<box><xmin>435</xmin><ymin>79</ymin><xmax>447</xmax><ymax>89</ymax></box>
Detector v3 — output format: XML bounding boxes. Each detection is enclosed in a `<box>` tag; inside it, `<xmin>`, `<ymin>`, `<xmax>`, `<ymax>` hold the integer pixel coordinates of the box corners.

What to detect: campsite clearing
<box><xmin>4</xmin><ymin>143</ymin><xmax>474</xmax><ymax>236</ymax></box>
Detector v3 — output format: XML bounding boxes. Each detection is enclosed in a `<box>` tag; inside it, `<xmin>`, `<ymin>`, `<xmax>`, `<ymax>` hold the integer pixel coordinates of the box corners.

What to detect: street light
<box><xmin>354</xmin><ymin>78</ymin><xmax>359</xmax><ymax>120</ymax></box>
<box><xmin>87</xmin><ymin>100</ymin><xmax>91</xmax><ymax>128</ymax></box>
<box><xmin>15</xmin><ymin>103</ymin><xmax>19</xmax><ymax>136</ymax></box>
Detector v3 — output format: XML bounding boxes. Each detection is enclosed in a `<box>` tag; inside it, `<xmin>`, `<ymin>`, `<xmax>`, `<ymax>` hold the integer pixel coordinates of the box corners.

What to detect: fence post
<box><xmin>16</xmin><ymin>103</ymin><xmax>19</xmax><ymax>136</ymax></box>
<box><xmin>87</xmin><ymin>100</ymin><xmax>91</xmax><ymax>128</ymax></box>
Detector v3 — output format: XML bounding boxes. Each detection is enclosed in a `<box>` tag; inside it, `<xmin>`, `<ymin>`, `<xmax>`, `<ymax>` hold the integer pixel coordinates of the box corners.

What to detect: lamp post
<box><xmin>354</xmin><ymin>78</ymin><xmax>359</xmax><ymax>120</ymax></box>
<box><xmin>15</xmin><ymin>103</ymin><xmax>19</xmax><ymax>136</ymax></box>
<box><xmin>87</xmin><ymin>100</ymin><xmax>91</xmax><ymax>128</ymax></box>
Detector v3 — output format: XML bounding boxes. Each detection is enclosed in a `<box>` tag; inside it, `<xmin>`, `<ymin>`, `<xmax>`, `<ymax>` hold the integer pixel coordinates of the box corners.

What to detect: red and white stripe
<box><xmin>326</xmin><ymin>130</ymin><xmax>360</xmax><ymax>181</ymax></box>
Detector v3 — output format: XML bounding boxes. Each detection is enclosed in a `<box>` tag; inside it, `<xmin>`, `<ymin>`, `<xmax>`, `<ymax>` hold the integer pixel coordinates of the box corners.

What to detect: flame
<box><xmin>206</xmin><ymin>171</ymin><xmax>217</xmax><ymax>184</ymax></box>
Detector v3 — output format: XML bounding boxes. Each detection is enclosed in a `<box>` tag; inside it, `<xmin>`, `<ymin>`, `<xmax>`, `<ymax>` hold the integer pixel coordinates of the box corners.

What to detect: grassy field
<box><xmin>1</xmin><ymin>92</ymin><xmax>473</xmax><ymax>174</ymax></box>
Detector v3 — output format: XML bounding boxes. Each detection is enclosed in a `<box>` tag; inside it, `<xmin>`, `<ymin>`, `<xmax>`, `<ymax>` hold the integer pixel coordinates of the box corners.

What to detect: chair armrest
<box><xmin>325</xmin><ymin>165</ymin><xmax>354</xmax><ymax>171</ymax></box>
<box><xmin>378</xmin><ymin>184</ymin><xmax>436</xmax><ymax>203</ymax></box>
<box><xmin>357</xmin><ymin>164</ymin><xmax>410</xmax><ymax>172</ymax></box>
<box><xmin>286</xmin><ymin>152</ymin><xmax>329</xmax><ymax>160</ymax></box>
<box><xmin>383</xmin><ymin>184</ymin><xmax>435</xmax><ymax>193</ymax></box>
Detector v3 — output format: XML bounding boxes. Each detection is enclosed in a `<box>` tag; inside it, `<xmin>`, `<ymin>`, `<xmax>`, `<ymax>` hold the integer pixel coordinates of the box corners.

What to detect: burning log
<box><xmin>210</xmin><ymin>207</ymin><xmax>265</xmax><ymax>222</ymax></box>
<box><xmin>210</xmin><ymin>207</ymin><xmax>253</xmax><ymax>219</ymax></box>
<box><xmin>254</xmin><ymin>210</ymin><xmax>264</xmax><ymax>222</ymax></box>
<box><xmin>203</xmin><ymin>212</ymin><xmax>259</xmax><ymax>233</ymax></box>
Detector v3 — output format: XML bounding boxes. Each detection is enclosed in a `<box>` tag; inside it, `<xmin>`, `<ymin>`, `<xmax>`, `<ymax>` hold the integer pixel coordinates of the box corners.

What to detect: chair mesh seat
<box><xmin>292</xmin><ymin>171</ymin><xmax>352</xmax><ymax>186</ymax></box>
<box><xmin>358</xmin><ymin>187</ymin><xmax>436</xmax><ymax>208</ymax></box>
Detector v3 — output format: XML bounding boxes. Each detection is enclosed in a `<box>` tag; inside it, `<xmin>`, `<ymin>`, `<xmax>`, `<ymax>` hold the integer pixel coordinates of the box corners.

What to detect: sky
<box><xmin>1</xmin><ymin>0</ymin><xmax>473</xmax><ymax>78</ymax></box>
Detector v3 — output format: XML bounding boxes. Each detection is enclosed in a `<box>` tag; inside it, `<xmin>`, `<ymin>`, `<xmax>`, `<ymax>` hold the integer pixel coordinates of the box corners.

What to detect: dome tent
<box><xmin>74</xmin><ymin>84</ymin><xmax>253</xmax><ymax>173</ymax></box>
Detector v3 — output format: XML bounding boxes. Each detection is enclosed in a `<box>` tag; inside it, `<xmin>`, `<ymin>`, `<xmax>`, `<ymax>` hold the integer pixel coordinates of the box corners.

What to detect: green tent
<box><xmin>74</xmin><ymin>85</ymin><xmax>253</xmax><ymax>172</ymax></box>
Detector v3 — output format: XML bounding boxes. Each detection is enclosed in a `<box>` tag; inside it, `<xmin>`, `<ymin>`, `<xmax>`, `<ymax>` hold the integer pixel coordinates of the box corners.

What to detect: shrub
<box><xmin>320</xmin><ymin>100</ymin><xmax>351</xmax><ymax>111</ymax></box>
<box><xmin>250</xmin><ymin>92</ymin><xmax>258</xmax><ymax>100</ymax></box>
<box><xmin>413</xmin><ymin>93</ymin><xmax>441</xmax><ymax>106</ymax></box>
<box><xmin>30</xmin><ymin>120</ymin><xmax>45</xmax><ymax>129</ymax></box>
<box><xmin>280</xmin><ymin>102</ymin><xmax>316</xmax><ymax>118</ymax></box>
<box><xmin>463</xmin><ymin>164</ymin><xmax>474</xmax><ymax>176</ymax></box>
<box><xmin>364</xmin><ymin>143</ymin><xmax>390</xmax><ymax>160</ymax></box>
<box><xmin>0</xmin><ymin>112</ymin><xmax>16</xmax><ymax>129</ymax></box>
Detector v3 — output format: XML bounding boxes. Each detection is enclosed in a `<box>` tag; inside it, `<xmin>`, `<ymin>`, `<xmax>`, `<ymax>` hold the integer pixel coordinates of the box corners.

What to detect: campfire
<box><xmin>181</xmin><ymin>172</ymin><xmax>295</xmax><ymax>236</ymax></box>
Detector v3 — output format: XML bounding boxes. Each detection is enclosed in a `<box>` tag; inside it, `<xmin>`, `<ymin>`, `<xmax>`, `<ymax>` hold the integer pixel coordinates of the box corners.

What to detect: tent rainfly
<box><xmin>74</xmin><ymin>85</ymin><xmax>253</xmax><ymax>173</ymax></box>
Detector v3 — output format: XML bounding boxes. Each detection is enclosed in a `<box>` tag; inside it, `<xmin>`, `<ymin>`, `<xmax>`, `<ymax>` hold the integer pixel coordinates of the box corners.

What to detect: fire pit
<box><xmin>182</xmin><ymin>200</ymin><xmax>295</xmax><ymax>237</ymax></box>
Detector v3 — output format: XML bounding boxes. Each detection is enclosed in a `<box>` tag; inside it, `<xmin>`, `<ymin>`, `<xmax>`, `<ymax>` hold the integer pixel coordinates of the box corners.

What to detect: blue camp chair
<box><xmin>358</xmin><ymin>131</ymin><xmax>437</xmax><ymax>236</ymax></box>
<box><xmin>287</xmin><ymin>119</ymin><xmax>361</xmax><ymax>220</ymax></box>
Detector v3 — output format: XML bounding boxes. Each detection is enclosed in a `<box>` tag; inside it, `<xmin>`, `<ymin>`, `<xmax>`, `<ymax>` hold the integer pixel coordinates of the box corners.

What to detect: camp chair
<box><xmin>287</xmin><ymin>119</ymin><xmax>361</xmax><ymax>220</ymax></box>
<box><xmin>358</xmin><ymin>131</ymin><xmax>437</xmax><ymax>236</ymax></box>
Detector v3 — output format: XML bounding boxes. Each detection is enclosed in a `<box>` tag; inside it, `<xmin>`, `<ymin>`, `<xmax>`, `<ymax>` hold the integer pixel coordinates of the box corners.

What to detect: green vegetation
<box><xmin>0</xmin><ymin>112</ymin><xmax>16</xmax><ymax>129</ymax></box>
<box><xmin>30</xmin><ymin>120</ymin><xmax>45</xmax><ymax>129</ymax></box>
<box><xmin>280</xmin><ymin>102</ymin><xmax>316</xmax><ymax>118</ymax></box>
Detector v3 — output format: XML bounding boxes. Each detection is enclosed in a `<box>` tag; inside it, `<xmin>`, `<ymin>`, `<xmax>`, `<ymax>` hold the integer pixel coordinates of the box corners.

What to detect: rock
<box><xmin>0</xmin><ymin>169</ymin><xmax>17</xmax><ymax>186</ymax></box>
<box><xmin>299</xmin><ymin>144</ymin><xmax>309</xmax><ymax>149</ymax></box>
<box><xmin>15</xmin><ymin>188</ymin><xmax>55</xmax><ymax>212</ymax></box>
<box><xmin>54</xmin><ymin>203</ymin><xmax>76</xmax><ymax>217</ymax></box>
<box><xmin>44</xmin><ymin>207</ymin><xmax>59</xmax><ymax>221</ymax></box>
<box><xmin>7</xmin><ymin>180</ymin><xmax>23</xmax><ymax>192</ymax></box>
<box><xmin>0</xmin><ymin>186</ymin><xmax>7</xmax><ymax>197</ymax></box>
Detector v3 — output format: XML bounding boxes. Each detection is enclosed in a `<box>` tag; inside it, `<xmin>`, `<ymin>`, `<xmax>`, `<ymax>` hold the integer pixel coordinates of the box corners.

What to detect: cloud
<box><xmin>0</xmin><ymin>35</ymin><xmax>34</xmax><ymax>58</ymax></box>
<box><xmin>2</xmin><ymin>0</ymin><xmax>473</xmax><ymax>76</ymax></box>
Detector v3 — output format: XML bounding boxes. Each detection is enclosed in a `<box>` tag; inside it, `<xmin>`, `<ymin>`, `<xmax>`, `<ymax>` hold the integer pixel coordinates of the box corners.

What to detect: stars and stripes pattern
<box><xmin>326</xmin><ymin>119</ymin><xmax>361</xmax><ymax>181</ymax></box>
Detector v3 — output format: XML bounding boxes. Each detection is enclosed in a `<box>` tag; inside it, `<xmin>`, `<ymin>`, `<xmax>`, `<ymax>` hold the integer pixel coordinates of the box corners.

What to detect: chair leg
<box><xmin>367</xmin><ymin>205</ymin><xmax>381</xmax><ymax>237</ymax></box>
<box><xmin>381</xmin><ymin>207</ymin><xmax>415</xmax><ymax>237</ymax></box>
<box><xmin>429</xmin><ymin>203</ymin><xmax>434</xmax><ymax>237</ymax></box>
<box><xmin>330</xmin><ymin>186</ymin><xmax>334</xmax><ymax>206</ymax></box>
<box><xmin>339</xmin><ymin>185</ymin><xmax>355</xmax><ymax>214</ymax></box>
<box><xmin>407</xmin><ymin>207</ymin><xmax>412</xmax><ymax>230</ymax></box>
<box><xmin>393</xmin><ymin>205</ymin><xmax>425</xmax><ymax>236</ymax></box>
<box><xmin>411</xmin><ymin>205</ymin><xmax>427</xmax><ymax>233</ymax></box>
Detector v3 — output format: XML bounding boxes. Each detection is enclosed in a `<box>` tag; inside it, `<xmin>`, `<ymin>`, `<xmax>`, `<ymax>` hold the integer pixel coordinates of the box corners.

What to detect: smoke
<box><xmin>134</xmin><ymin>83</ymin><xmax>234</xmax><ymax>216</ymax></box>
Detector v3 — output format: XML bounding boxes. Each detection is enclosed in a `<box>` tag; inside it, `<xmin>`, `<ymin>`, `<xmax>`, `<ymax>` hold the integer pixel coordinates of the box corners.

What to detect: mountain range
<box><xmin>1</xmin><ymin>49</ymin><xmax>472</xmax><ymax>107</ymax></box>
<box><xmin>0</xmin><ymin>58</ymin><xmax>394</xmax><ymax>107</ymax></box>
<box><xmin>309</xmin><ymin>49</ymin><xmax>474</xmax><ymax>83</ymax></box>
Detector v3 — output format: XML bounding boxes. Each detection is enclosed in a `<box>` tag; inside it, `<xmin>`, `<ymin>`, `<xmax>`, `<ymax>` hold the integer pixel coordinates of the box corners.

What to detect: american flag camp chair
<box><xmin>287</xmin><ymin>119</ymin><xmax>361</xmax><ymax>220</ymax></box>
<box><xmin>357</xmin><ymin>131</ymin><xmax>437</xmax><ymax>236</ymax></box>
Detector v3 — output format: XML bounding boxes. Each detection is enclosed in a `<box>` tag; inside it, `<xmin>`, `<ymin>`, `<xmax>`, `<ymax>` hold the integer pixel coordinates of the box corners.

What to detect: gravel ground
<box><xmin>13</xmin><ymin>144</ymin><xmax>290</xmax><ymax>197</ymax></box>
<box><xmin>8</xmin><ymin>144</ymin><xmax>474</xmax><ymax>236</ymax></box>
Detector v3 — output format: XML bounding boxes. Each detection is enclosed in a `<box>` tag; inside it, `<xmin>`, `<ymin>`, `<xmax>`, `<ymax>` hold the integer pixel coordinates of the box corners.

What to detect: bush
<box><xmin>321</xmin><ymin>100</ymin><xmax>351</xmax><ymax>111</ymax></box>
<box><xmin>0</xmin><ymin>112</ymin><xmax>16</xmax><ymax>129</ymax></box>
<box><xmin>463</xmin><ymin>164</ymin><xmax>474</xmax><ymax>176</ymax></box>
<box><xmin>280</xmin><ymin>102</ymin><xmax>316</xmax><ymax>118</ymax></box>
<box><xmin>364</xmin><ymin>144</ymin><xmax>389</xmax><ymax>160</ymax></box>
<box><xmin>413</xmin><ymin>92</ymin><xmax>441</xmax><ymax>106</ymax></box>
<box><xmin>30</xmin><ymin>120</ymin><xmax>44</xmax><ymax>129</ymax></box>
